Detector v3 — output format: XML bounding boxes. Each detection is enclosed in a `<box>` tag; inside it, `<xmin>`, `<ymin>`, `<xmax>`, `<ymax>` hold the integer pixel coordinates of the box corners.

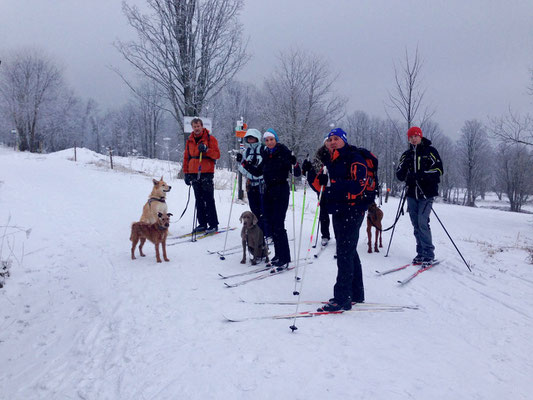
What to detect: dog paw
<box><xmin>367</xmin><ymin>249</ymin><xmax>372</xmax><ymax>253</ymax></box>
<box><xmin>164</xmin><ymin>258</ymin><xmax>170</xmax><ymax>262</ymax></box>
<box><xmin>240</xmin><ymin>260</ymin><xmax>246</xmax><ymax>264</ymax></box>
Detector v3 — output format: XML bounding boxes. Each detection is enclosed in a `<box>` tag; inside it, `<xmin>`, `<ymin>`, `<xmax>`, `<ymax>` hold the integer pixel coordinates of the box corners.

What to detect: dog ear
<box><xmin>239</xmin><ymin>214</ymin><xmax>243</xmax><ymax>223</ymax></box>
<box><xmin>158</xmin><ymin>212</ymin><xmax>162</xmax><ymax>217</ymax></box>
<box><xmin>167</xmin><ymin>213</ymin><xmax>173</xmax><ymax>217</ymax></box>
<box><xmin>153</xmin><ymin>178</ymin><xmax>158</xmax><ymax>185</ymax></box>
<box><xmin>252</xmin><ymin>213</ymin><xmax>258</xmax><ymax>225</ymax></box>
<box><xmin>160</xmin><ymin>176</ymin><xmax>164</xmax><ymax>181</ymax></box>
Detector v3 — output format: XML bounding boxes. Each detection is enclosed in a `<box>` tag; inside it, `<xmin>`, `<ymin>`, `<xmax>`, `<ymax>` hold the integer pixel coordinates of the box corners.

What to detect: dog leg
<box><xmin>131</xmin><ymin>236</ymin><xmax>138</xmax><ymax>260</ymax></box>
<box><xmin>155</xmin><ymin>243</ymin><xmax>162</xmax><ymax>263</ymax></box>
<box><xmin>241</xmin><ymin>240</ymin><xmax>247</xmax><ymax>264</ymax></box>
<box><xmin>139</xmin><ymin>238</ymin><xmax>146</xmax><ymax>257</ymax></box>
<box><xmin>162</xmin><ymin>239</ymin><xmax>170</xmax><ymax>262</ymax></box>
<box><xmin>378</xmin><ymin>228</ymin><xmax>383</xmax><ymax>248</ymax></box>
<box><xmin>374</xmin><ymin>229</ymin><xmax>380</xmax><ymax>252</ymax></box>
<box><xmin>366</xmin><ymin>224</ymin><xmax>372</xmax><ymax>253</ymax></box>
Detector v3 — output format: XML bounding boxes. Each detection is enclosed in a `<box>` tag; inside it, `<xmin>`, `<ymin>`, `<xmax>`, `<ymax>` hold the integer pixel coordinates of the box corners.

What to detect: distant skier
<box><xmin>301</xmin><ymin>133</ymin><xmax>333</xmax><ymax>247</ymax></box>
<box><xmin>396</xmin><ymin>126</ymin><xmax>444</xmax><ymax>266</ymax></box>
<box><xmin>307</xmin><ymin>128</ymin><xmax>378</xmax><ymax>312</ymax></box>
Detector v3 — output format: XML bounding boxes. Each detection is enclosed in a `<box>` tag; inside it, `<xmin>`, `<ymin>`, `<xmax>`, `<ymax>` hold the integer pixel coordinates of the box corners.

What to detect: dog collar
<box><xmin>148</xmin><ymin>197</ymin><xmax>166</xmax><ymax>204</ymax></box>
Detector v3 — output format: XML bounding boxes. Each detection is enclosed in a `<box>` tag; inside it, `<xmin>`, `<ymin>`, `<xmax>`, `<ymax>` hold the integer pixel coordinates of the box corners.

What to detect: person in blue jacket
<box><xmin>307</xmin><ymin>128</ymin><xmax>378</xmax><ymax>312</ymax></box>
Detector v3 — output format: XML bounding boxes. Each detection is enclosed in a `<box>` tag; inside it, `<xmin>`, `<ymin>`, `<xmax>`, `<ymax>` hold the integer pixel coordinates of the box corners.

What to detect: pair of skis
<box><xmin>167</xmin><ymin>227</ymin><xmax>236</xmax><ymax>246</ymax></box>
<box><xmin>376</xmin><ymin>260</ymin><xmax>441</xmax><ymax>285</ymax></box>
<box><xmin>222</xmin><ymin>258</ymin><xmax>313</xmax><ymax>288</ymax></box>
<box><xmin>224</xmin><ymin>300</ymin><xmax>418</xmax><ymax>322</ymax></box>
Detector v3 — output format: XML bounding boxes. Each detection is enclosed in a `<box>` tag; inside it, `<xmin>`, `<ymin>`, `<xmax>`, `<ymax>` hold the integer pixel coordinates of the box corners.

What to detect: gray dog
<box><xmin>239</xmin><ymin>211</ymin><xmax>269</xmax><ymax>265</ymax></box>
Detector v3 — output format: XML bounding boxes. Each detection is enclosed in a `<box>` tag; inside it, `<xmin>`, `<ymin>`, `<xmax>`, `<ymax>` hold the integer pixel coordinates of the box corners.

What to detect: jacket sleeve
<box><xmin>241</xmin><ymin>151</ymin><xmax>264</xmax><ymax>177</ymax></box>
<box><xmin>206</xmin><ymin>136</ymin><xmax>220</xmax><ymax>160</ymax></box>
<box><xmin>183</xmin><ymin>142</ymin><xmax>190</xmax><ymax>174</ymax></box>
<box><xmin>421</xmin><ymin>146</ymin><xmax>443</xmax><ymax>183</ymax></box>
<box><xmin>396</xmin><ymin>151</ymin><xmax>411</xmax><ymax>182</ymax></box>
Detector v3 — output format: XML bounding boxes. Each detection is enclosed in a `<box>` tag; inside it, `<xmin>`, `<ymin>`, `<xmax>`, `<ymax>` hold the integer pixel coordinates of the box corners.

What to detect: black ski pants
<box><xmin>247</xmin><ymin>183</ymin><xmax>269</xmax><ymax>237</ymax></box>
<box><xmin>192</xmin><ymin>175</ymin><xmax>219</xmax><ymax>229</ymax></box>
<box><xmin>332</xmin><ymin>209</ymin><xmax>365</xmax><ymax>303</ymax></box>
<box><xmin>319</xmin><ymin>197</ymin><xmax>331</xmax><ymax>240</ymax></box>
<box><xmin>264</xmin><ymin>182</ymin><xmax>290</xmax><ymax>263</ymax></box>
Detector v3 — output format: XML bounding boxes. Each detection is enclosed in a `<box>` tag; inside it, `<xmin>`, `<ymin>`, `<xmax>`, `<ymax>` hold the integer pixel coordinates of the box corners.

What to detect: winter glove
<box><xmin>302</xmin><ymin>159</ymin><xmax>313</xmax><ymax>174</ymax></box>
<box><xmin>198</xmin><ymin>143</ymin><xmax>208</xmax><ymax>153</ymax></box>
<box><xmin>184</xmin><ymin>174</ymin><xmax>193</xmax><ymax>186</ymax></box>
<box><xmin>290</xmin><ymin>155</ymin><xmax>297</xmax><ymax>165</ymax></box>
<box><xmin>235</xmin><ymin>153</ymin><xmax>243</xmax><ymax>162</ymax></box>
<box><xmin>317</xmin><ymin>173</ymin><xmax>328</xmax><ymax>187</ymax></box>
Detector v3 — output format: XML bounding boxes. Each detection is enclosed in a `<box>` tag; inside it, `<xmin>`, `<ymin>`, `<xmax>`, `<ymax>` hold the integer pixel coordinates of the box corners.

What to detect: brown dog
<box><xmin>239</xmin><ymin>211</ymin><xmax>269</xmax><ymax>265</ymax></box>
<box><xmin>140</xmin><ymin>177</ymin><xmax>172</xmax><ymax>224</ymax></box>
<box><xmin>366</xmin><ymin>203</ymin><xmax>383</xmax><ymax>253</ymax></box>
<box><xmin>131</xmin><ymin>212</ymin><xmax>172</xmax><ymax>263</ymax></box>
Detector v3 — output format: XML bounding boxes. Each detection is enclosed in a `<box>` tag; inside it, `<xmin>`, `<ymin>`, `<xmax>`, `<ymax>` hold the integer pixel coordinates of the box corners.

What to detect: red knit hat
<box><xmin>407</xmin><ymin>126</ymin><xmax>423</xmax><ymax>138</ymax></box>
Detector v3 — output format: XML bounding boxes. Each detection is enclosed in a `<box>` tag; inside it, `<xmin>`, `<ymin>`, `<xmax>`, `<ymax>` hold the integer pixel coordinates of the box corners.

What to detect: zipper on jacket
<box><xmin>413</xmin><ymin>145</ymin><xmax>418</xmax><ymax>200</ymax></box>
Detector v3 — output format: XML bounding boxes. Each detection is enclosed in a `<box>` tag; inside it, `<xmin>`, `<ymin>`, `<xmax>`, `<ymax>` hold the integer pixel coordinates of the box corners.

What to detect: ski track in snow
<box><xmin>0</xmin><ymin>146</ymin><xmax>532</xmax><ymax>399</ymax></box>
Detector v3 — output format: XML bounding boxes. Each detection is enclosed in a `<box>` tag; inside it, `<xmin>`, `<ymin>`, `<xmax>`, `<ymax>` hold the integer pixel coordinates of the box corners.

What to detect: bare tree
<box><xmin>262</xmin><ymin>48</ymin><xmax>345</xmax><ymax>158</ymax></box>
<box><xmin>0</xmin><ymin>49</ymin><xmax>65</xmax><ymax>152</ymax></box>
<box><xmin>489</xmin><ymin>109</ymin><xmax>533</xmax><ymax>147</ymax></box>
<box><xmin>115</xmin><ymin>0</ymin><xmax>248</xmax><ymax>144</ymax></box>
<box><xmin>495</xmin><ymin>143</ymin><xmax>533</xmax><ymax>212</ymax></box>
<box><xmin>456</xmin><ymin>120</ymin><xmax>492</xmax><ymax>207</ymax></box>
<box><xmin>387</xmin><ymin>47</ymin><xmax>434</xmax><ymax>133</ymax></box>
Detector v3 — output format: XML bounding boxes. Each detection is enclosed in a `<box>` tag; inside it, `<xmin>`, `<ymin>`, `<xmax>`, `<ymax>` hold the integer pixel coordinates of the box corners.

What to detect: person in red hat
<box><xmin>396</xmin><ymin>126</ymin><xmax>443</xmax><ymax>266</ymax></box>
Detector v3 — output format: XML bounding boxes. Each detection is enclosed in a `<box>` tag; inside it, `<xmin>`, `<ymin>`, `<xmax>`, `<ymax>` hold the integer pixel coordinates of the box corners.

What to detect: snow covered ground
<box><xmin>1</xmin><ymin>146</ymin><xmax>532</xmax><ymax>400</ymax></box>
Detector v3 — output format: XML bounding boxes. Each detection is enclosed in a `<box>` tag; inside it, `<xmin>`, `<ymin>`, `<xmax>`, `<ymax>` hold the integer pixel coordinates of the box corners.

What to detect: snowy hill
<box><xmin>1</xmin><ymin>146</ymin><xmax>532</xmax><ymax>400</ymax></box>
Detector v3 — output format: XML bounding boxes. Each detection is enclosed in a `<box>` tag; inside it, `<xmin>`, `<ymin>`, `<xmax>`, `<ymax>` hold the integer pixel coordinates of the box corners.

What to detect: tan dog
<box><xmin>367</xmin><ymin>202</ymin><xmax>383</xmax><ymax>253</ymax></box>
<box><xmin>131</xmin><ymin>212</ymin><xmax>172</xmax><ymax>263</ymax></box>
<box><xmin>140</xmin><ymin>177</ymin><xmax>172</xmax><ymax>224</ymax></box>
<box><xmin>240</xmin><ymin>211</ymin><xmax>269</xmax><ymax>265</ymax></box>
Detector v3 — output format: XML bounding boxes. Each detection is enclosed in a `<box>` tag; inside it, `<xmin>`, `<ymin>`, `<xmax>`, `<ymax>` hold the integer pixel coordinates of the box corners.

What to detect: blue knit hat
<box><xmin>327</xmin><ymin>128</ymin><xmax>348</xmax><ymax>143</ymax></box>
<box><xmin>263</xmin><ymin>128</ymin><xmax>279</xmax><ymax>142</ymax></box>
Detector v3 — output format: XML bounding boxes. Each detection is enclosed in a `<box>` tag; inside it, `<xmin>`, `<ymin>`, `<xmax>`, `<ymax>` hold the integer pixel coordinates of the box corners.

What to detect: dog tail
<box><xmin>130</xmin><ymin>222</ymin><xmax>137</xmax><ymax>241</ymax></box>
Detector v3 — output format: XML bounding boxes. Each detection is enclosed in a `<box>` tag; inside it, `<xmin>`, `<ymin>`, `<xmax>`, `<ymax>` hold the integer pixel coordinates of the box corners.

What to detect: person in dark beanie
<box><xmin>396</xmin><ymin>126</ymin><xmax>443</xmax><ymax>266</ymax></box>
<box><xmin>307</xmin><ymin>128</ymin><xmax>378</xmax><ymax>312</ymax></box>
<box><xmin>240</xmin><ymin>128</ymin><xmax>300</xmax><ymax>270</ymax></box>
<box><xmin>183</xmin><ymin>118</ymin><xmax>221</xmax><ymax>234</ymax></box>
<box><xmin>235</xmin><ymin>128</ymin><xmax>268</xmax><ymax>237</ymax></box>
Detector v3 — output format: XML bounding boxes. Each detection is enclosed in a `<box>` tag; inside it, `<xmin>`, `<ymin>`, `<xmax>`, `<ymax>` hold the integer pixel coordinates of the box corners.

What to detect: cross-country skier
<box><xmin>396</xmin><ymin>126</ymin><xmax>444</xmax><ymax>266</ymax></box>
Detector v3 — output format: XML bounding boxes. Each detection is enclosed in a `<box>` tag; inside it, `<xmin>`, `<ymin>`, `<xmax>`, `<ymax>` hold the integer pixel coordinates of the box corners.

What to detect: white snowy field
<box><xmin>1</xmin><ymin>146</ymin><xmax>532</xmax><ymax>400</ymax></box>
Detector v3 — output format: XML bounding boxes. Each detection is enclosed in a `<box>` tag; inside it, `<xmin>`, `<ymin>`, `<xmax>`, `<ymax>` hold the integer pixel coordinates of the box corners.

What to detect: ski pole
<box><xmin>384</xmin><ymin>185</ymin><xmax>406</xmax><ymax>257</ymax></box>
<box><xmin>293</xmin><ymin>173</ymin><xmax>324</xmax><ymax>295</ymax></box>
<box><xmin>293</xmin><ymin>164</ymin><xmax>308</xmax><ymax>281</ymax></box>
<box><xmin>291</xmin><ymin>157</ymin><xmax>297</xmax><ymax>265</ymax></box>
<box><xmin>192</xmin><ymin>152</ymin><xmax>203</xmax><ymax>242</ymax></box>
<box><xmin>414</xmin><ymin>181</ymin><xmax>472</xmax><ymax>272</ymax></box>
<box><xmin>290</xmin><ymin>169</ymin><xmax>326</xmax><ymax>332</ymax></box>
<box><xmin>220</xmin><ymin>170</ymin><xmax>238</xmax><ymax>260</ymax></box>
<box><xmin>313</xmin><ymin>219</ymin><xmax>320</xmax><ymax>248</ymax></box>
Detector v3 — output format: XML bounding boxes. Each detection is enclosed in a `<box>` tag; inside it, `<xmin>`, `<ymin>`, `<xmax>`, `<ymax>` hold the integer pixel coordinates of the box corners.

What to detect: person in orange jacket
<box><xmin>183</xmin><ymin>118</ymin><xmax>221</xmax><ymax>233</ymax></box>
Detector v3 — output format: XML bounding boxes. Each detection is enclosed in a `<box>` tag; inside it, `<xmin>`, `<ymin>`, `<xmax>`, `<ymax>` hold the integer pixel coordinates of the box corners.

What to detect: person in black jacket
<box><xmin>307</xmin><ymin>128</ymin><xmax>378</xmax><ymax>312</ymax></box>
<box><xmin>301</xmin><ymin>136</ymin><xmax>333</xmax><ymax>246</ymax></box>
<box><xmin>396</xmin><ymin>126</ymin><xmax>444</xmax><ymax>266</ymax></box>
<box><xmin>240</xmin><ymin>128</ymin><xmax>300</xmax><ymax>269</ymax></box>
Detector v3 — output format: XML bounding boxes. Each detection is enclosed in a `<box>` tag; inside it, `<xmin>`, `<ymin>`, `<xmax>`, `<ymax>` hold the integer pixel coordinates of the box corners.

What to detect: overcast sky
<box><xmin>1</xmin><ymin>0</ymin><xmax>532</xmax><ymax>139</ymax></box>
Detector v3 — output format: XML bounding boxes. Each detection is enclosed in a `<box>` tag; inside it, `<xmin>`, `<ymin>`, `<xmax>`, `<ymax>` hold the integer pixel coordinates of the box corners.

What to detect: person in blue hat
<box><xmin>306</xmin><ymin>128</ymin><xmax>378</xmax><ymax>312</ymax></box>
<box><xmin>240</xmin><ymin>128</ymin><xmax>300</xmax><ymax>270</ymax></box>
